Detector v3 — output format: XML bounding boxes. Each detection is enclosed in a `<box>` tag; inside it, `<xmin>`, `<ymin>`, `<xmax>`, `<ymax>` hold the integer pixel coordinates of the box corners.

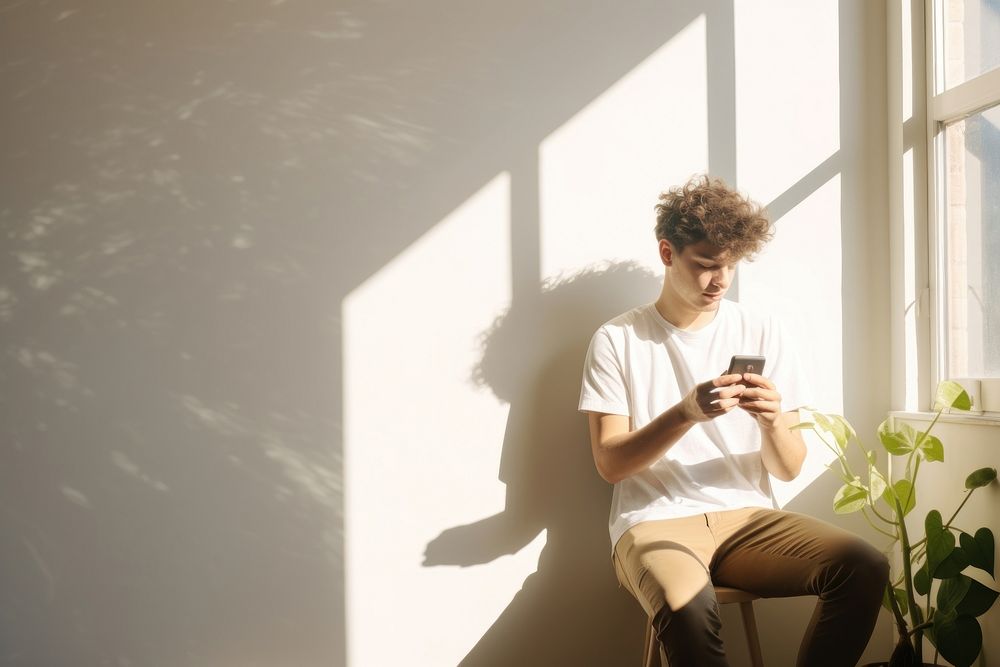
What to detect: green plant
<box><xmin>794</xmin><ymin>381</ymin><xmax>998</xmax><ymax>667</ymax></box>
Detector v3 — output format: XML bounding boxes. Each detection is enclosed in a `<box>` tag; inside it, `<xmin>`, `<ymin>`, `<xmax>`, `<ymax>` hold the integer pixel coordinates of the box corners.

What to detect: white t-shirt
<box><xmin>578</xmin><ymin>299</ymin><xmax>810</xmax><ymax>551</ymax></box>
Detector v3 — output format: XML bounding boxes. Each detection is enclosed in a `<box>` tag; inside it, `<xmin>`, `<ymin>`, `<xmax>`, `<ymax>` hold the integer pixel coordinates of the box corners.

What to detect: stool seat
<box><xmin>642</xmin><ymin>586</ymin><xmax>764</xmax><ymax>667</ymax></box>
<box><xmin>714</xmin><ymin>585</ymin><xmax>760</xmax><ymax>604</ymax></box>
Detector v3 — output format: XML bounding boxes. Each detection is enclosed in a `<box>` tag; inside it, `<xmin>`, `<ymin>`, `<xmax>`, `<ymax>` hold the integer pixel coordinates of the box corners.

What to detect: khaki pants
<box><xmin>613</xmin><ymin>507</ymin><xmax>888</xmax><ymax>667</ymax></box>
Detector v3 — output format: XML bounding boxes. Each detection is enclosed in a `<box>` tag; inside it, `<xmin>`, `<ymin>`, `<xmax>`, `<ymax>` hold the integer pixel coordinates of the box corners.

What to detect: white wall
<box><xmin>1</xmin><ymin>1</ymin><xmax>895</xmax><ymax>665</ymax></box>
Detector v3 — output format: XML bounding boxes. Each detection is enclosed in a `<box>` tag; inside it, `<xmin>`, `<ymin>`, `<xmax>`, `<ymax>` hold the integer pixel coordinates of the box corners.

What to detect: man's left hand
<box><xmin>738</xmin><ymin>373</ymin><xmax>782</xmax><ymax>428</ymax></box>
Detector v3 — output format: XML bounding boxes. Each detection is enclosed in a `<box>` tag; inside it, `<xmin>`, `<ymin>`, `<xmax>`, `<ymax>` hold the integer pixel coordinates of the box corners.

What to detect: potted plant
<box><xmin>793</xmin><ymin>381</ymin><xmax>998</xmax><ymax>667</ymax></box>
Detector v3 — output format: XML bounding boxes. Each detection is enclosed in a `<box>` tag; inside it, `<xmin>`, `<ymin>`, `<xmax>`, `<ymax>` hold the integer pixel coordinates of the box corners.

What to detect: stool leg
<box><xmin>642</xmin><ymin>617</ymin><xmax>657</xmax><ymax>667</ymax></box>
<box><xmin>738</xmin><ymin>600</ymin><xmax>764</xmax><ymax>667</ymax></box>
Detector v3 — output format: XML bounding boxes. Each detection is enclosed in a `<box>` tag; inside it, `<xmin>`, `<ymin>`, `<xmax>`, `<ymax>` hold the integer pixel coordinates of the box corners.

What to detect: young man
<box><xmin>579</xmin><ymin>176</ymin><xmax>888</xmax><ymax>666</ymax></box>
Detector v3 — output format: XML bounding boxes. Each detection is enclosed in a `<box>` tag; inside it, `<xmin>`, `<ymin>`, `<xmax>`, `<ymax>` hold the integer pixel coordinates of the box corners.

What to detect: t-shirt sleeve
<box><xmin>578</xmin><ymin>327</ymin><xmax>630</xmax><ymax>416</ymax></box>
<box><xmin>766</xmin><ymin>317</ymin><xmax>813</xmax><ymax>413</ymax></box>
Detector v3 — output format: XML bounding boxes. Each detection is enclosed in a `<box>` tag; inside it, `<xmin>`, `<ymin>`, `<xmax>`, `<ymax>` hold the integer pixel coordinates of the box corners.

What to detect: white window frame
<box><xmin>925</xmin><ymin>0</ymin><xmax>1000</xmax><ymax>416</ymax></box>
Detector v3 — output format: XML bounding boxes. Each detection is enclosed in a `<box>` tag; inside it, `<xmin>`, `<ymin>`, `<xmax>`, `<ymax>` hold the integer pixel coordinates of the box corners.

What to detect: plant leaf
<box><xmin>914</xmin><ymin>563</ymin><xmax>931</xmax><ymax>596</ymax></box>
<box><xmin>879</xmin><ymin>419</ymin><xmax>922</xmax><ymax>456</ymax></box>
<box><xmin>813</xmin><ymin>412</ymin><xmax>852</xmax><ymax>450</ymax></box>
<box><xmin>925</xmin><ymin>608</ymin><xmax>939</xmax><ymax>648</ymax></box>
<box><xmin>878</xmin><ymin>419</ymin><xmax>914</xmax><ymax>455</ymax></box>
<box><xmin>965</xmin><ymin>467</ymin><xmax>997</xmax><ymax>489</ymax></box>
<box><xmin>934</xmin><ymin>612</ymin><xmax>982</xmax><ymax>667</ymax></box>
<box><xmin>868</xmin><ymin>465</ymin><xmax>888</xmax><ymax>504</ymax></box>
<box><xmin>934</xmin><ymin>380</ymin><xmax>973</xmax><ymax>411</ymax></box>
<box><xmin>881</xmin><ymin>482</ymin><xmax>896</xmax><ymax>508</ymax></box>
<box><xmin>892</xmin><ymin>479</ymin><xmax>916</xmax><ymax>517</ymax></box>
<box><xmin>926</xmin><ymin>510</ymin><xmax>956</xmax><ymax>578</ymax></box>
<box><xmin>955</xmin><ymin>578</ymin><xmax>1000</xmax><ymax>617</ymax></box>
<box><xmin>881</xmin><ymin>584</ymin><xmax>908</xmax><ymax>615</ymax></box>
<box><xmin>789</xmin><ymin>421</ymin><xmax>814</xmax><ymax>431</ymax></box>
<box><xmin>833</xmin><ymin>481</ymin><xmax>868</xmax><ymax>514</ymax></box>
<box><xmin>917</xmin><ymin>434</ymin><xmax>944</xmax><ymax>462</ymax></box>
<box><xmin>831</xmin><ymin>414</ymin><xmax>856</xmax><ymax>439</ymax></box>
<box><xmin>880</xmin><ymin>584</ymin><xmax>891</xmax><ymax>612</ymax></box>
<box><xmin>937</xmin><ymin>574</ymin><xmax>972</xmax><ymax>613</ymax></box>
<box><xmin>935</xmin><ymin>547</ymin><xmax>970</xmax><ymax>579</ymax></box>
<box><xmin>960</xmin><ymin>528</ymin><xmax>995</xmax><ymax>577</ymax></box>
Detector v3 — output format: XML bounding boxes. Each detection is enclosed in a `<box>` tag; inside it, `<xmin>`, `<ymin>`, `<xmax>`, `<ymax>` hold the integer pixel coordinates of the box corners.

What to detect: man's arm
<box><xmin>738</xmin><ymin>373</ymin><xmax>806</xmax><ymax>481</ymax></box>
<box><xmin>757</xmin><ymin>411</ymin><xmax>806</xmax><ymax>482</ymax></box>
<box><xmin>588</xmin><ymin>374</ymin><xmax>746</xmax><ymax>484</ymax></box>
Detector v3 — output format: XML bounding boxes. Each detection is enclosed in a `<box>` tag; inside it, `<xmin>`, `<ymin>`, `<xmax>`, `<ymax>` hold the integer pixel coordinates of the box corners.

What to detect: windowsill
<box><xmin>890</xmin><ymin>410</ymin><xmax>1000</xmax><ymax>427</ymax></box>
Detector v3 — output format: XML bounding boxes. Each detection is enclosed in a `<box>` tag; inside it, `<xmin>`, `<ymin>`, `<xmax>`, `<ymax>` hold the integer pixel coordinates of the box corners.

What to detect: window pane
<box><xmin>939</xmin><ymin>0</ymin><xmax>1000</xmax><ymax>92</ymax></box>
<box><xmin>944</xmin><ymin>104</ymin><xmax>1000</xmax><ymax>378</ymax></box>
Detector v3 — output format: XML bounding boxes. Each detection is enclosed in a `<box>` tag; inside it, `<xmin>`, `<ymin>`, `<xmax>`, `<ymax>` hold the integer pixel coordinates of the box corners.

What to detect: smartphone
<box><xmin>727</xmin><ymin>354</ymin><xmax>765</xmax><ymax>376</ymax></box>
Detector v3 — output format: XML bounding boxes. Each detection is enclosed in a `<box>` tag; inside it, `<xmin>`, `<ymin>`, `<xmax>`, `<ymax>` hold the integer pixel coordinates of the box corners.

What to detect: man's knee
<box><xmin>820</xmin><ymin>538</ymin><xmax>889</xmax><ymax>594</ymax></box>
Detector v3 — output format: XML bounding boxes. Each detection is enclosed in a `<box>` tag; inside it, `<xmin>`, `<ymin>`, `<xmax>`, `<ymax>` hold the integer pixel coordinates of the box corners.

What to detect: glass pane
<box><xmin>944</xmin><ymin>103</ymin><xmax>1000</xmax><ymax>378</ymax></box>
<box><xmin>939</xmin><ymin>0</ymin><xmax>1000</xmax><ymax>92</ymax></box>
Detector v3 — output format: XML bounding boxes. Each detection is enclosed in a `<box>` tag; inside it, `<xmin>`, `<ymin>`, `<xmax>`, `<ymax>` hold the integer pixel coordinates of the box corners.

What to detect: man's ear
<box><xmin>659</xmin><ymin>239</ymin><xmax>674</xmax><ymax>267</ymax></box>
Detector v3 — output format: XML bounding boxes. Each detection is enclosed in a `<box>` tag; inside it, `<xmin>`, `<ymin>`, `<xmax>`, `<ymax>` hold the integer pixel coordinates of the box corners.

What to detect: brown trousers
<box><xmin>613</xmin><ymin>507</ymin><xmax>888</xmax><ymax>667</ymax></box>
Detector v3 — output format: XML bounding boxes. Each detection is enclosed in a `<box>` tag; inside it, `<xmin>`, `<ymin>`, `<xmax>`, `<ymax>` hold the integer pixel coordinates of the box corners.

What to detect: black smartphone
<box><xmin>727</xmin><ymin>354</ymin><xmax>766</xmax><ymax>376</ymax></box>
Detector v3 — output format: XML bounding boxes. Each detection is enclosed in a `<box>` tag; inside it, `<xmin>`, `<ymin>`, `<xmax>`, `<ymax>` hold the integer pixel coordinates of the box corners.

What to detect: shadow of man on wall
<box><xmin>423</xmin><ymin>262</ymin><xmax>661</xmax><ymax>666</ymax></box>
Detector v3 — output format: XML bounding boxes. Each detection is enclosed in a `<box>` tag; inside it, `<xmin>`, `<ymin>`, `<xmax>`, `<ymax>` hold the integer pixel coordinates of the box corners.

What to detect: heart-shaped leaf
<box><xmin>833</xmin><ymin>481</ymin><xmax>868</xmax><ymax>514</ymax></box>
<box><xmin>878</xmin><ymin>419</ymin><xmax>916</xmax><ymax>455</ymax></box>
<box><xmin>881</xmin><ymin>482</ymin><xmax>896</xmax><ymax>508</ymax></box>
<box><xmin>960</xmin><ymin>528</ymin><xmax>995</xmax><ymax>577</ymax></box>
<box><xmin>934</xmin><ymin>612</ymin><xmax>982</xmax><ymax>667</ymax></box>
<box><xmin>914</xmin><ymin>563</ymin><xmax>931</xmax><ymax>596</ymax></box>
<box><xmin>814</xmin><ymin>412</ymin><xmax>853</xmax><ymax>450</ymax></box>
<box><xmin>926</xmin><ymin>510</ymin><xmax>956</xmax><ymax>578</ymax></box>
<box><xmin>881</xmin><ymin>584</ymin><xmax>908</xmax><ymax>614</ymax></box>
<box><xmin>831</xmin><ymin>414</ymin><xmax>856</xmax><ymax>440</ymax></box>
<box><xmin>868</xmin><ymin>465</ymin><xmax>888</xmax><ymax>503</ymax></box>
<box><xmin>918</xmin><ymin>434</ymin><xmax>944</xmax><ymax>462</ymax></box>
<box><xmin>955</xmin><ymin>578</ymin><xmax>1000</xmax><ymax>617</ymax></box>
<box><xmin>935</xmin><ymin>547</ymin><xmax>970</xmax><ymax>579</ymax></box>
<box><xmin>937</xmin><ymin>574</ymin><xmax>972</xmax><ymax>613</ymax></box>
<box><xmin>965</xmin><ymin>467</ymin><xmax>997</xmax><ymax>489</ymax></box>
<box><xmin>891</xmin><ymin>479</ymin><xmax>916</xmax><ymax>517</ymax></box>
<box><xmin>934</xmin><ymin>380</ymin><xmax>973</xmax><ymax>411</ymax></box>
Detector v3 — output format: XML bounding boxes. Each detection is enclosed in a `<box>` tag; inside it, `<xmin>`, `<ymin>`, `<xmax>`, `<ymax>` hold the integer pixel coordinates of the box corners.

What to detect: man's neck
<box><xmin>654</xmin><ymin>286</ymin><xmax>718</xmax><ymax>331</ymax></box>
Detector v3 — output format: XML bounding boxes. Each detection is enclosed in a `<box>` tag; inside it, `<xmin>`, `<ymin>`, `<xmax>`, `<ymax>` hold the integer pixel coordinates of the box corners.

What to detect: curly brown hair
<box><xmin>654</xmin><ymin>175</ymin><xmax>772</xmax><ymax>260</ymax></box>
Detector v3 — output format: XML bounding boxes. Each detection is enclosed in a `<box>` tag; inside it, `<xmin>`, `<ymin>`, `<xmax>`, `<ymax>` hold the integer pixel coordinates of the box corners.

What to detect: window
<box><xmin>938</xmin><ymin>0</ymin><xmax>1000</xmax><ymax>90</ymax></box>
<box><xmin>929</xmin><ymin>0</ymin><xmax>1000</xmax><ymax>412</ymax></box>
<box><xmin>941</xmin><ymin>107</ymin><xmax>1000</xmax><ymax>379</ymax></box>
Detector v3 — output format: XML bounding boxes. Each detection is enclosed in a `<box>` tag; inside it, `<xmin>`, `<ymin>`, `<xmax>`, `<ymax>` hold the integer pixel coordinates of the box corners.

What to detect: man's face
<box><xmin>661</xmin><ymin>239</ymin><xmax>738</xmax><ymax>311</ymax></box>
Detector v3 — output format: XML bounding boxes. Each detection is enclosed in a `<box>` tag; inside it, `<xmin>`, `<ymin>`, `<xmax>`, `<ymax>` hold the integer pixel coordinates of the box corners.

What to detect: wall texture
<box><xmin>1</xmin><ymin>1</ymin><xmax>893</xmax><ymax>665</ymax></box>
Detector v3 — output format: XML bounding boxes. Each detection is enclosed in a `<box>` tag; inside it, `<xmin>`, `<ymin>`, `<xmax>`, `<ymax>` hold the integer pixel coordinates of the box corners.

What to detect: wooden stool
<box><xmin>642</xmin><ymin>586</ymin><xmax>764</xmax><ymax>667</ymax></box>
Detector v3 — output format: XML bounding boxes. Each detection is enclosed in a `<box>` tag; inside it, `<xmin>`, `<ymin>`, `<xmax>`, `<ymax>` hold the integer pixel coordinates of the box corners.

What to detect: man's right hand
<box><xmin>680</xmin><ymin>374</ymin><xmax>746</xmax><ymax>423</ymax></box>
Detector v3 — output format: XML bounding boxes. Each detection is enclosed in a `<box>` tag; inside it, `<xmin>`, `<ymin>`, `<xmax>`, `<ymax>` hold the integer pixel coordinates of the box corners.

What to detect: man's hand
<box><xmin>739</xmin><ymin>373</ymin><xmax>805</xmax><ymax>480</ymax></box>
<box><xmin>738</xmin><ymin>373</ymin><xmax>782</xmax><ymax>428</ymax></box>
<box><xmin>680</xmin><ymin>374</ymin><xmax>746</xmax><ymax>423</ymax></box>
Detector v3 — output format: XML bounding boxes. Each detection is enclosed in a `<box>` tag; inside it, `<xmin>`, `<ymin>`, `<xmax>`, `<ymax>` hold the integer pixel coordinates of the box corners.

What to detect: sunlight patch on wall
<box><xmin>539</xmin><ymin>15</ymin><xmax>708</xmax><ymax>283</ymax></box>
<box><xmin>739</xmin><ymin>175</ymin><xmax>842</xmax><ymax>506</ymax></box>
<box><xmin>734</xmin><ymin>0</ymin><xmax>840</xmax><ymax>203</ymax></box>
<box><xmin>344</xmin><ymin>172</ymin><xmax>545</xmax><ymax>667</ymax></box>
